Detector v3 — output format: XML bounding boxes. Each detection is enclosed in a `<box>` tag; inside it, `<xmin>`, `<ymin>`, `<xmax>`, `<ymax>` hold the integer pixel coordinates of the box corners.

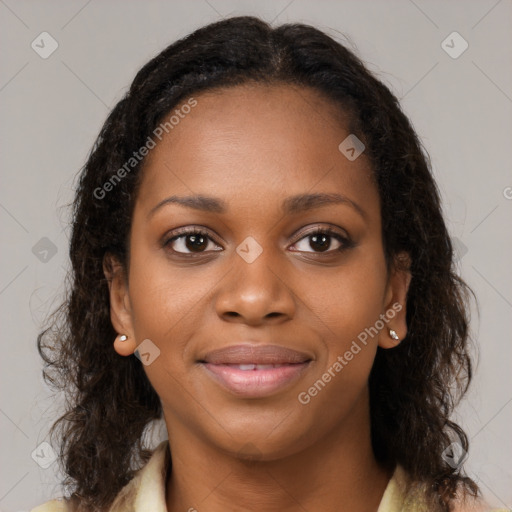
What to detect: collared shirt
<box><xmin>31</xmin><ymin>440</ymin><xmax>507</xmax><ymax>512</ymax></box>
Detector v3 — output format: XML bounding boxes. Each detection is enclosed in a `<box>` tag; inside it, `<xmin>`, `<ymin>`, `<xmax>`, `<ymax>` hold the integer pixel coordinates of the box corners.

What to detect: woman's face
<box><xmin>109</xmin><ymin>83</ymin><xmax>410</xmax><ymax>460</ymax></box>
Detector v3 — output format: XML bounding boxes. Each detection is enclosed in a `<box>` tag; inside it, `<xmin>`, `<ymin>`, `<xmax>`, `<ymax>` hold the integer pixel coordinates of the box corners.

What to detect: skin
<box><xmin>106</xmin><ymin>83</ymin><xmax>411</xmax><ymax>512</ymax></box>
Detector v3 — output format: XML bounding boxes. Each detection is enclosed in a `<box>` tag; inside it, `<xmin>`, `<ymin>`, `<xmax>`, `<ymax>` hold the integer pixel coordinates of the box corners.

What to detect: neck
<box><xmin>165</xmin><ymin>392</ymin><xmax>391</xmax><ymax>512</ymax></box>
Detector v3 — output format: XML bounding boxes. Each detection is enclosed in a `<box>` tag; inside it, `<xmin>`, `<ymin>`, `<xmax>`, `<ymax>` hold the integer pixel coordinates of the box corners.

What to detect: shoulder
<box><xmin>451</xmin><ymin>500</ymin><xmax>510</xmax><ymax>512</ymax></box>
<box><xmin>381</xmin><ymin>466</ymin><xmax>509</xmax><ymax>512</ymax></box>
<box><xmin>30</xmin><ymin>440</ymin><xmax>170</xmax><ymax>512</ymax></box>
<box><xmin>447</xmin><ymin>483</ymin><xmax>508</xmax><ymax>512</ymax></box>
<box><xmin>452</xmin><ymin>505</ymin><xmax>510</xmax><ymax>512</ymax></box>
<box><xmin>30</xmin><ymin>498</ymin><xmax>71</xmax><ymax>512</ymax></box>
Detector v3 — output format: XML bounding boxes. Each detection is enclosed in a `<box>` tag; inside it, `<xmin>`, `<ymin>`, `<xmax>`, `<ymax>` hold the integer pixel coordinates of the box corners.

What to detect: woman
<box><xmin>33</xmin><ymin>16</ymin><xmax>504</xmax><ymax>512</ymax></box>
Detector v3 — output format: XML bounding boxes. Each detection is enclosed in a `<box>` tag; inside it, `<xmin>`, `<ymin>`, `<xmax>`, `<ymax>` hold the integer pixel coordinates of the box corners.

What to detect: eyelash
<box><xmin>292</xmin><ymin>227</ymin><xmax>353</xmax><ymax>253</ymax></box>
<box><xmin>163</xmin><ymin>226</ymin><xmax>353</xmax><ymax>257</ymax></box>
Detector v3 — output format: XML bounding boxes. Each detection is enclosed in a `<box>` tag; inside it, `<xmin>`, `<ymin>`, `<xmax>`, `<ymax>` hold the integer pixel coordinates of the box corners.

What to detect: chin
<box><xmin>209</xmin><ymin>415</ymin><xmax>316</xmax><ymax>462</ymax></box>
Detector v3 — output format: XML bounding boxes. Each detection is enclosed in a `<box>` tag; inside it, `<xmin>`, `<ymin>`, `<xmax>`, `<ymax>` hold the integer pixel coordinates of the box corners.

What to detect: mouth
<box><xmin>198</xmin><ymin>344</ymin><xmax>313</xmax><ymax>398</ymax></box>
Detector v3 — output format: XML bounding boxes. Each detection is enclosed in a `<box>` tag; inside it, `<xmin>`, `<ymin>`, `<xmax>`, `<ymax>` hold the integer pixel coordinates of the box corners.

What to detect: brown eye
<box><xmin>166</xmin><ymin>229</ymin><xmax>222</xmax><ymax>254</ymax></box>
<box><xmin>291</xmin><ymin>228</ymin><xmax>350</xmax><ymax>253</ymax></box>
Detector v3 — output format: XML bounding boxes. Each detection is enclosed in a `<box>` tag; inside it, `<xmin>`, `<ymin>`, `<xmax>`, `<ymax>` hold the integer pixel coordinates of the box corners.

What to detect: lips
<box><xmin>200</xmin><ymin>344</ymin><xmax>311</xmax><ymax>365</ymax></box>
<box><xmin>199</xmin><ymin>344</ymin><xmax>312</xmax><ymax>398</ymax></box>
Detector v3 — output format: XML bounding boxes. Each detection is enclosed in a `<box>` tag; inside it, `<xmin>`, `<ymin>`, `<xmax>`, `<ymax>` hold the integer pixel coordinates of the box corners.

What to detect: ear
<box><xmin>103</xmin><ymin>253</ymin><xmax>137</xmax><ymax>356</ymax></box>
<box><xmin>378</xmin><ymin>252</ymin><xmax>412</xmax><ymax>349</ymax></box>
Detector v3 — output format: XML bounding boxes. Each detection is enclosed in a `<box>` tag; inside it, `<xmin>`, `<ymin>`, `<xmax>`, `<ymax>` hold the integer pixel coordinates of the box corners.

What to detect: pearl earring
<box><xmin>118</xmin><ymin>334</ymin><xmax>128</xmax><ymax>342</ymax></box>
<box><xmin>389</xmin><ymin>329</ymin><xmax>399</xmax><ymax>341</ymax></box>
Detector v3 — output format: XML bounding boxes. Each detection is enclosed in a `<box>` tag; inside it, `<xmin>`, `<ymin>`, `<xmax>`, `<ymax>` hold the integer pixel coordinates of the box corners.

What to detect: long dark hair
<box><xmin>38</xmin><ymin>15</ymin><xmax>478</xmax><ymax>511</ymax></box>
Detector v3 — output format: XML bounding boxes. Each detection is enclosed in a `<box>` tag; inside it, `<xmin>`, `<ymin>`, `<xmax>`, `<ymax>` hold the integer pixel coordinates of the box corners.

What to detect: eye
<box><xmin>290</xmin><ymin>227</ymin><xmax>352</xmax><ymax>253</ymax></box>
<box><xmin>164</xmin><ymin>228</ymin><xmax>222</xmax><ymax>255</ymax></box>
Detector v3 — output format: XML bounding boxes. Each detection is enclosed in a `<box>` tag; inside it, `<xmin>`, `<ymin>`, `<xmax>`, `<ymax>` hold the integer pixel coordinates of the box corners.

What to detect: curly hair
<box><xmin>38</xmin><ymin>15</ymin><xmax>479</xmax><ymax>511</ymax></box>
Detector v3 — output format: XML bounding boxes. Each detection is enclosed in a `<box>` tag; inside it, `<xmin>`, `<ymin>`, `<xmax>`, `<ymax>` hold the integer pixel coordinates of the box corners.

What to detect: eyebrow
<box><xmin>148</xmin><ymin>192</ymin><xmax>367</xmax><ymax>219</ymax></box>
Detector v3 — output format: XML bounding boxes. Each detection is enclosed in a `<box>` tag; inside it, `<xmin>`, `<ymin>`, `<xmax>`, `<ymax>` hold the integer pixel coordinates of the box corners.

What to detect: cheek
<box><xmin>126</xmin><ymin>244</ymin><xmax>219</xmax><ymax>391</ymax></box>
<box><xmin>295</xmin><ymin>248</ymin><xmax>388</xmax><ymax>391</ymax></box>
<box><xmin>126</xmin><ymin>258</ymin><xmax>198</xmax><ymax>408</ymax></box>
<box><xmin>297</xmin><ymin>249</ymin><xmax>388</xmax><ymax>345</ymax></box>
<box><xmin>127</xmin><ymin>243</ymin><xmax>205</xmax><ymax>339</ymax></box>
<box><xmin>294</xmin><ymin>278</ymin><xmax>383</xmax><ymax>431</ymax></box>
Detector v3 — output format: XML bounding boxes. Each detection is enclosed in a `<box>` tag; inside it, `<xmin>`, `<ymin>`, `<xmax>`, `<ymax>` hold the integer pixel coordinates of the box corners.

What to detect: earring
<box><xmin>389</xmin><ymin>329</ymin><xmax>399</xmax><ymax>341</ymax></box>
<box><xmin>118</xmin><ymin>334</ymin><xmax>128</xmax><ymax>342</ymax></box>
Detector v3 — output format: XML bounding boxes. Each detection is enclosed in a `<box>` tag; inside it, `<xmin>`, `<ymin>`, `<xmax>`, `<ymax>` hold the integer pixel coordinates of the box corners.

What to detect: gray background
<box><xmin>1</xmin><ymin>0</ymin><xmax>511</xmax><ymax>510</ymax></box>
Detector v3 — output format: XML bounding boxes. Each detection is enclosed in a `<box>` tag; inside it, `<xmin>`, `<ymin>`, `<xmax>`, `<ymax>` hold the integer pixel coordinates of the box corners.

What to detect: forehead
<box><xmin>136</xmin><ymin>83</ymin><xmax>377</xmax><ymax>217</ymax></box>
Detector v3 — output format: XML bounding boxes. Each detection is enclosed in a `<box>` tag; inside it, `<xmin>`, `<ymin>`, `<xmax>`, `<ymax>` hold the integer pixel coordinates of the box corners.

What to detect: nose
<box><xmin>214</xmin><ymin>247</ymin><xmax>296</xmax><ymax>326</ymax></box>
